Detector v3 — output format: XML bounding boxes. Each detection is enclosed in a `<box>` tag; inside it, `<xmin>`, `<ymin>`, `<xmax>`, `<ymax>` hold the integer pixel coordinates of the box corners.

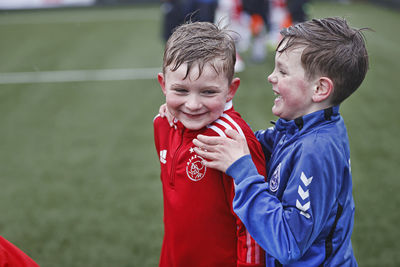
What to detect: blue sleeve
<box><xmin>227</xmin><ymin>138</ymin><xmax>342</xmax><ymax>264</ymax></box>
<box><xmin>227</xmin><ymin>155</ymin><xmax>302</xmax><ymax>263</ymax></box>
<box><xmin>254</xmin><ymin>127</ymin><xmax>276</xmax><ymax>160</ymax></box>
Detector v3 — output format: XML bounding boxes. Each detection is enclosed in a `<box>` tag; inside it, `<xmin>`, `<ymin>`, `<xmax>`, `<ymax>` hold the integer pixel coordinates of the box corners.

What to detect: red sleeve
<box><xmin>0</xmin><ymin>237</ymin><xmax>40</xmax><ymax>267</ymax></box>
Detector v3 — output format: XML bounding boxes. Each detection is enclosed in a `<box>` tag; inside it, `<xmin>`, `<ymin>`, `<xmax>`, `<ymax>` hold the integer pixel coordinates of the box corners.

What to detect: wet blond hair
<box><xmin>163</xmin><ymin>21</ymin><xmax>236</xmax><ymax>84</ymax></box>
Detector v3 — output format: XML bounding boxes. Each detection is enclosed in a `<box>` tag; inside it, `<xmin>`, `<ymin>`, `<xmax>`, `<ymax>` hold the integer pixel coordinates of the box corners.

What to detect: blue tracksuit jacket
<box><xmin>227</xmin><ymin>106</ymin><xmax>357</xmax><ymax>266</ymax></box>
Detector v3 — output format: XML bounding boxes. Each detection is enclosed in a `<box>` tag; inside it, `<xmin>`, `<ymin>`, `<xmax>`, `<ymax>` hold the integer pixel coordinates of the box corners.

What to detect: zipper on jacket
<box><xmin>169</xmin><ymin>128</ymin><xmax>185</xmax><ymax>187</ymax></box>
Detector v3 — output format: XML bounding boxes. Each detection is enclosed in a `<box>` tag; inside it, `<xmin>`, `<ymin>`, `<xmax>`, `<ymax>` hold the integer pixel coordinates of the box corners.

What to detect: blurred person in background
<box><xmin>268</xmin><ymin>0</ymin><xmax>291</xmax><ymax>47</ymax></box>
<box><xmin>286</xmin><ymin>0</ymin><xmax>308</xmax><ymax>24</ymax></box>
<box><xmin>241</xmin><ymin>0</ymin><xmax>270</xmax><ymax>63</ymax></box>
<box><xmin>268</xmin><ymin>0</ymin><xmax>309</xmax><ymax>47</ymax></box>
<box><xmin>215</xmin><ymin>0</ymin><xmax>270</xmax><ymax>71</ymax></box>
<box><xmin>214</xmin><ymin>0</ymin><xmax>248</xmax><ymax>71</ymax></box>
<box><xmin>161</xmin><ymin>0</ymin><xmax>218</xmax><ymax>42</ymax></box>
<box><xmin>184</xmin><ymin>0</ymin><xmax>219</xmax><ymax>22</ymax></box>
<box><xmin>161</xmin><ymin>0</ymin><xmax>185</xmax><ymax>42</ymax></box>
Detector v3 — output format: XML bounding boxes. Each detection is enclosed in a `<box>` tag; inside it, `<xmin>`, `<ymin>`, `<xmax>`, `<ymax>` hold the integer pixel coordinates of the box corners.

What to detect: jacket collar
<box><xmin>275</xmin><ymin>106</ymin><xmax>340</xmax><ymax>135</ymax></box>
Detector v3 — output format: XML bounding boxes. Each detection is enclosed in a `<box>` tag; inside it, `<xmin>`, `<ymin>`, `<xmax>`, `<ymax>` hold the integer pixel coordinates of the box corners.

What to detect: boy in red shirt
<box><xmin>0</xmin><ymin>236</ymin><xmax>39</xmax><ymax>266</ymax></box>
<box><xmin>154</xmin><ymin>21</ymin><xmax>266</xmax><ymax>266</ymax></box>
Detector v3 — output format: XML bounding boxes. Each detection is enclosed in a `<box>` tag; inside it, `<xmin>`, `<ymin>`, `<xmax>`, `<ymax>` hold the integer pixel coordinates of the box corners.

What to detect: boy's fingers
<box><xmin>193</xmin><ymin>147</ymin><xmax>217</xmax><ymax>159</ymax></box>
<box><xmin>192</xmin><ymin>139</ymin><xmax>205</xmax><ymax>150</ymax></box>
<box><xmin>202</xmin><ymin>160</ymin><xmax>219</xmax><ymax>170</ymax></box>
<box><xmin>193</xmin><ymin>147</ymin><xmax>208</xmax><ymax>157</ymax></box>
<box><xmin>158</xmin><ymin>103</ymin><xmax>176</xmax><ymax>128</ymax></box>
<box><xmin>196</xmin><ymin>134</ymin><xmax>224</xmax><ymax>145</ymax></box>
<box><xmin>159</xmin><ymin>104</ymin><xmax>167</xmax><ymax>117</ymax></box>
<box><xmin>193</xmin><ymin>139</ymin><xmax>214</xmax><ymax>152</ymax></box>
<box><xmin>225</xmin><ymin>129</ymin><xmax>241</xmax><ymax>141</ymax></box>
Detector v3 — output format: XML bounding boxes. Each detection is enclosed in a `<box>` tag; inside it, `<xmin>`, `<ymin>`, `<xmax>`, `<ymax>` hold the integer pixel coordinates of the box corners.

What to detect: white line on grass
<box><xmin>0</xmin><ymin>10</ymin><xmax>160</xmax><ymax>25</ymax></box>
<box><xmin>0</xmin><ymin>68</ymin><xmax>161</xmax><ymax>84</ymax></box>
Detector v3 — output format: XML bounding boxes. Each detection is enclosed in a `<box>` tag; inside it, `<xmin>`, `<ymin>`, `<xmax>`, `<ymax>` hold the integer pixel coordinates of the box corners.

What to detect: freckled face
<box><xmin>267</xmin><ymin>45</ymin><xmax>315</xmax><ymax>120</ymax></box>
<box><xmin>159</xmin><ymin>63</ymin><xmax>237</xmax><ymax>130</ymax></box>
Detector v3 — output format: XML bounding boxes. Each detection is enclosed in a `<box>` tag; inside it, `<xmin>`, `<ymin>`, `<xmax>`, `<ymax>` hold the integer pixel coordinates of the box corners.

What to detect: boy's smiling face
<box><xmin>268</xmin><ymin>44</ymin><xmax>316</xmax><ymax>120</ymax></box>
<box><xmin>158</xmin><ymin>62</ymin><xmax>239</xmax><ymax>130</ymax></box>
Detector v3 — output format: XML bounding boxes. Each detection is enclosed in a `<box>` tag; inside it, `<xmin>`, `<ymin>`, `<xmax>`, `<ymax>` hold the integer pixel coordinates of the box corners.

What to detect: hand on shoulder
<box><xmin>193</xmin><ymin>129</ymin><xmax>250</xmax><ymax>173</ymax></box>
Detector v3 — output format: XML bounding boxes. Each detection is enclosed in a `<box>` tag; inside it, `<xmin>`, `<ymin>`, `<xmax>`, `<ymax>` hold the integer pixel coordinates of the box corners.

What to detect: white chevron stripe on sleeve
<box><xmin>298</xmin><ymin>185</ymin><xmax>309</xmax><ymax>200</ymax></box>
<box><xmin>300</xmin><ymin>172</ymin><xmax>313</xmax><ymax>186</ymax></box>
<box><xmin>296</xmin><ymin>199</ymin><xmax>310</xmax><ymax>212</ymax></box>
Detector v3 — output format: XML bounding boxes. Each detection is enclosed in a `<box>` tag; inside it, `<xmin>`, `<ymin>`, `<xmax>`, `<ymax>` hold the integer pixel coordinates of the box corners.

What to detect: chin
<box><xmin>271</xmin><ymin>107</ymin><xmax>280</xmax><ymax>117</ymax></box>
<box><xmin>181</xmin><ymin>121</ymin><xmax>207</xmax><ymax>131</ymax></box>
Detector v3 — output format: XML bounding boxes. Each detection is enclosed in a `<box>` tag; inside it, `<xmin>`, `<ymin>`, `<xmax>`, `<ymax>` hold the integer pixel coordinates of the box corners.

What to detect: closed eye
<box><xmin>173</xmin><ymin>88</ymin><xmax>188</xmax><ymax>94</ymax></box>
<box><xmin>202</xmin><ymin>89</ymin><xmax>217</xmax><ymax>95</ymax></box>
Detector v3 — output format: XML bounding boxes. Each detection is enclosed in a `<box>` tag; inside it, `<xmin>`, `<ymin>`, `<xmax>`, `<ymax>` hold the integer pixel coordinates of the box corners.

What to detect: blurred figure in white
<box><xmin>267</xmin><ymin>0</ymin><xmax>291</xmax><ymax>48</ymax></box>
<box><xmin>215</xmin><ymin>0</ymin><xmax>248</xmax><ymax>72</ymax></box>
<box><xmin>267</xmin><ymin>0</ymin><xmax>308</xmax><ymax>48</ymax></box>
<box><xmin>215</xmin><ymin>0</ymin><xmax>270</xmax><ymax>71</ymax></box>
<box><xmin>242</xmin><ymin>0</ymin><xmax>270</xmax><ymax>63</ymax></box>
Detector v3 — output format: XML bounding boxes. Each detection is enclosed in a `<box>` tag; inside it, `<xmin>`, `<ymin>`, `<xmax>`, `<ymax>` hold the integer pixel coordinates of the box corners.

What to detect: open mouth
<box><xmin>273</xmin><ymin>91</ymin><xmax>282</xmax><ymax>101</ymax></box>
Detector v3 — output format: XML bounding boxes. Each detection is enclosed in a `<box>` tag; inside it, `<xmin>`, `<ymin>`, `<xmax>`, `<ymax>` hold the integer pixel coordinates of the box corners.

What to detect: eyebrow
<box><xmin>170</xmin><ymin>82</ymin><xmax>182</xmax><ymax>86</ymax></box>
<box><xmin>202</xmin><ymin>84</ymin><xmax>221</xmax><ymax>89</ymax></box>
<box><xmin>170</xmin><ymin>83</ymin><xmax>187</xmax><ymax>89</ymax></box>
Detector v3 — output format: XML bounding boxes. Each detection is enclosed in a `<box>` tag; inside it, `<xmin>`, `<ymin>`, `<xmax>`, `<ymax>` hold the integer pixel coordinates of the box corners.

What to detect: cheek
<box><xmin>207</xmin><ymin>97</ymin><xmax>228</xmax><ymax>113</ymax></box>
<box><xmin>281</xmin><ymin>78</ymin><xmax>308</xmax><ymax>97</ymax></box>
<box><xmin>165</xmin><ymin>95</ymin><xmax>182</xmax><ymax>116</ymax></box>
<box><xmin>297</xmin><ymin>78</ymin><xmax>309</xmax><ymax>90</ymax></box>
<box><xmin>296</xmin><ymin>80</ymin><xmax>312</xmax><ymax>100</ymax></box>
<box><xmin>165</xmin><ymin>94</ymin><xmax>181</xmax><ymax>107</ymax></box>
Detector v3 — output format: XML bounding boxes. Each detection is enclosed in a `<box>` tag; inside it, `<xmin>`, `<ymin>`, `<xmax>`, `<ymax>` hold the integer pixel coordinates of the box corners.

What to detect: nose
<box><xmin>267</xmin><ymin>72</ymin><xmax>277</xmax><ymax>84</ymax></box>
<box><xmin>185</xmin><ymin>94</ymin><xmax>202</xmax><ymax>110</ymax></box>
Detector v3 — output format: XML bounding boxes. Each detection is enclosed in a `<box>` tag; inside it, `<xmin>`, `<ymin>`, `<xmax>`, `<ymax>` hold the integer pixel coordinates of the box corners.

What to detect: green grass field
<box><xmin>0</xmin><ymin>1</ymin><xmax>399</xmax><ymax>266</ymax></box>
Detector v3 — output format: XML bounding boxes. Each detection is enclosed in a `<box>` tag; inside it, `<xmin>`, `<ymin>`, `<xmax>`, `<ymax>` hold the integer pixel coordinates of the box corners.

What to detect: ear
<box><xmin>312</xmin><ymin>77</ymin><xmax>333</xmax><ymax>103</ymax></box>
<box><xmin>158</xmin><ymin>73</ymin><xmax>167</xmax><ymax>96</ymax></box>
<box><xmin>227</xmin><ymin>77</ymin><xmax>240</xmax><ymax>102</ymax></box>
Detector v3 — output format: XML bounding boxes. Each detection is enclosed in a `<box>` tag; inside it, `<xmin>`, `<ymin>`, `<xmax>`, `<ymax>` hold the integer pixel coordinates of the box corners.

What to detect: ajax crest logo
<box><xmin>186</xmin><ymin>154</ymin><xmax>207</xmax><ymax>182</ymax></box>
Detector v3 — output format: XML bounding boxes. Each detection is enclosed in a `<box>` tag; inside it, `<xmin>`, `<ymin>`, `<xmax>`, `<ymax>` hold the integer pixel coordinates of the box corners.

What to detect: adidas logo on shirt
<box><xmin>160</xmin><ymin>150</ymin><xmax>167</xmax><ymax>164</ymax></box>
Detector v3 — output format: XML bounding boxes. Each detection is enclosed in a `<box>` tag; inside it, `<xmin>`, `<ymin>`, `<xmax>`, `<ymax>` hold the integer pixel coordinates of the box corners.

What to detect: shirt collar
<box><xmin>224</xmin><ymin>100</ymin><xmax>233</xmax><ymax>111</ymax></box>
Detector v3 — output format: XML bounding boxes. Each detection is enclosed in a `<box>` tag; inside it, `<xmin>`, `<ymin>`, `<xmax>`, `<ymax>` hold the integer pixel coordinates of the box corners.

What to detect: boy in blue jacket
<box><xmin>192</xmin><ymin>17</ymin><xmax>369</xmax><ymax>266</ymax></box>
